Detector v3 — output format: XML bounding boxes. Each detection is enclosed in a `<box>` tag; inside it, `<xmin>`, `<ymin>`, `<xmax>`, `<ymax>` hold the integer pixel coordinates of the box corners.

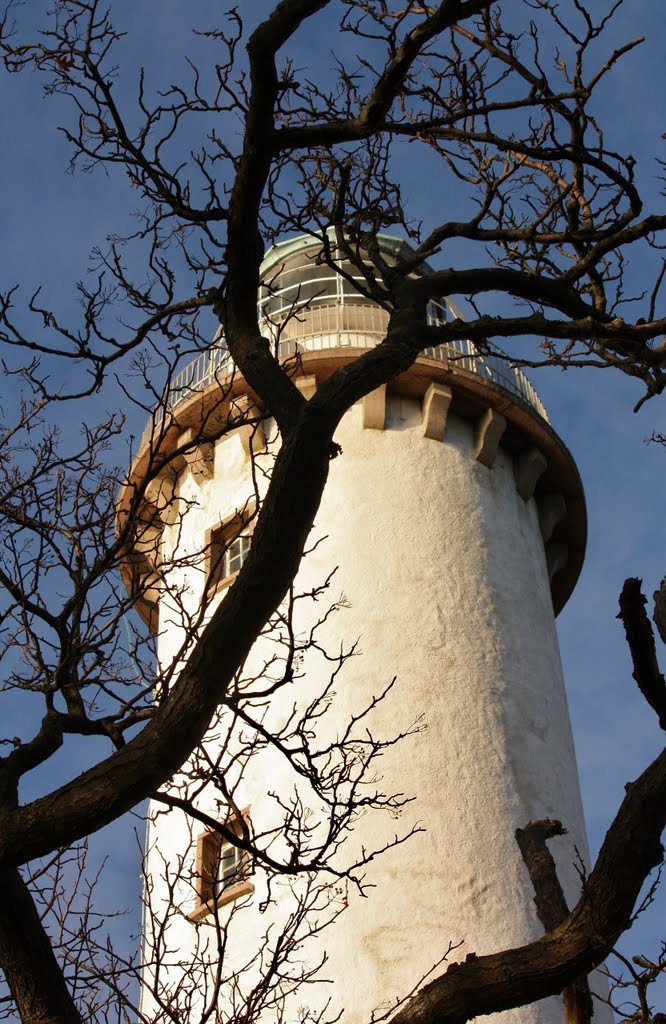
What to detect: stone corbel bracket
<box><xmin>421</xmin><ymin>383</ymin><xmax>453</xmax><ymax>441</ymax></box>
<box><xmin>473</xmin><ymin>408</ymin><xmax>506</xmax><ymax>468</ymax></box>
<box><xmin>295</xmin><ymin>374</ymin><xmax>317</xmax><ymax>402</ymax></box>
<box><xmin>515</xmin><ymin>446</ymin><xmax>547</xmax><ymax>501</ymax></box>
<box><xmin>178</xmin><ymin>427</ymin><xmax>215</xmax><ymax>484</ymax></box>
<box><xmin>537</xmin><ymin>493</ymin><xmax>567</xmax><ymax>544</ymax></box>
<box><xmin>363</xmin><ymin>384</ymin><xmax>388</xmax><ymax>431</ymax></box>
<box><xmin>229</xmin><ymin>395</ymin><xmax>267</xmax><ymax>458</ymax></box>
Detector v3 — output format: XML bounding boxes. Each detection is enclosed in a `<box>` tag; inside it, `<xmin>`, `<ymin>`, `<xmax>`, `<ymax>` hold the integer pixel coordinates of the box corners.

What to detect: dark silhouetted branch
<box><xmin>618</xmin><ymin>579</ymin><xmax>666</xmax><ymax>732</ymax></box>
<box><xmin>516</xmin><ymin>819</ymin><xmax>593</xmax><ymax>1024</ymax></box>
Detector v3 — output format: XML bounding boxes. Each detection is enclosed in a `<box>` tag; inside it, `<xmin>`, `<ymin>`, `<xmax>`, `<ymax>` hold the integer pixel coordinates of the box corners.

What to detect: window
<box><xmin>215</xmin><ymin>840</ymin><xmax>244</xmax><ymax>894</ymax></box>
<box><xmin>191</xmin><ymin>813</ymin><xmax>253</xmax><ymax>921</ymax></box>
<box><xmin>206</xmin><ymin>513</ymin><xmax>253</xmax><ymax>594</ymax></box>
<box><xmin>218</xmin><ymin>532</ymin><xmax>250</xmax><ymax>581</ymax></box>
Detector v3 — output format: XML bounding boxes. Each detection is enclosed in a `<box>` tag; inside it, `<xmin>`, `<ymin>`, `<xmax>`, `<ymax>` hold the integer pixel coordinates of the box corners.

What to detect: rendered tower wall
<box><xmin>125</xmin><ymin>236</ymin><xmax>592</xmax><ymax>1024</ymax></box>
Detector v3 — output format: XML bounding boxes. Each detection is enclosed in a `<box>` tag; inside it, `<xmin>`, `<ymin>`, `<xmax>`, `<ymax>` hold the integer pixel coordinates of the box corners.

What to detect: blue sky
<box><xmin>0</xmin><ymin>0</ymin><xmax>664</xmax><ymax>1015</ymax></box>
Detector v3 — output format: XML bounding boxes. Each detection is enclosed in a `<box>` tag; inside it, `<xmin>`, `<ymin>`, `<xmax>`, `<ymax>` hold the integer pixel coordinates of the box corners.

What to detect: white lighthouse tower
<box><xmin>121</xmin><ymin>234</ymin><xmax>591</xmax><ymax>1024</ymax></box>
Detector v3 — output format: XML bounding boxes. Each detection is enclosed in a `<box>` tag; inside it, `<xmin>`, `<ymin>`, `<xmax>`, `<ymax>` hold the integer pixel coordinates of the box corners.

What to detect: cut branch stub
<box><xmin>515</xmin><ymin>819</ymin><xmax>593</xmax><ymax>1024</ymax></box>
<box><xmin>618</xmin><ymin>578</ymin><xmax>666</xmax><ymax>732</ymax></box>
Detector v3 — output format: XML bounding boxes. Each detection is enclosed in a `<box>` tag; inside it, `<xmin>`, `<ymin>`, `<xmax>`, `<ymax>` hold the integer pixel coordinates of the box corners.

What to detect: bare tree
<box><xmin>0</xmin><ymin>1</ymin><xmax>665</xmax><ymax>1022</ymax></box>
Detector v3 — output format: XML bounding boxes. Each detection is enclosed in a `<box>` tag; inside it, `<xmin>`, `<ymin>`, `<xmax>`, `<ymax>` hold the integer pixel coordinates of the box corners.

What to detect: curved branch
<box><xmin>390</xmin><ymin>746</ymin><xmax>666</xmax><ymax>1024</ymax></box>
<box><xmin>221</xmin><ymin>0</ymin><xmax>333</xmax><ymax>432</ymax></box>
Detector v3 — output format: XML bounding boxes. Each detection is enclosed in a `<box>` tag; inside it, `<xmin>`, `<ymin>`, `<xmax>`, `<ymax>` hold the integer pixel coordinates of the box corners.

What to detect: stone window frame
<box><xmin>205</xmin><ymin>504</ymin><xmax>255</xmax><ymax>596</ymax></box>
<box><xmin>190</xmin><ymin>809</ymin><xmax>254</xmax><ymax>922</ymax></box>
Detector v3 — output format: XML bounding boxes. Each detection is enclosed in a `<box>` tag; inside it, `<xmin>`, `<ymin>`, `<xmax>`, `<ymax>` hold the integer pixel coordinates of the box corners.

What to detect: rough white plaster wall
<box><xmin>142</xmin><ymin>397</ymin><xmax>594</xmax><ymax>1024</ymax></box>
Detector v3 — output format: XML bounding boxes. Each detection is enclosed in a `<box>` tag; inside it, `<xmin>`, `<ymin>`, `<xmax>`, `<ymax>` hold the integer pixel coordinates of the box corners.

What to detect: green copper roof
<box><xmin>259</xmin><ymin>230</ymin><xmax>433</xmax><ymax>278</ymax></box>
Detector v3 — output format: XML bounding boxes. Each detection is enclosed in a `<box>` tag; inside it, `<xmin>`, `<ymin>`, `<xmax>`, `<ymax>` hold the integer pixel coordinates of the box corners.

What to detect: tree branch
<box><xmin>221</xmin><ymin>1</ymin><xmax>333</xmax><ymax>432</ymax></box>
<box><xmin>516</xmin><ymin>819</ymin><xmax>593</xmax><ymax>1024</ymax></box>
<box><xmin>389</xmin><ymin>745</ymin><xmax>666</xmax><ymax>1024</ymax></box>
<box><xmin>0</xmin><ymin>409</ymin><xmax>335</xmax><ymax>866</ymax></box>
<box><xmin>0</xmin><ymin>867</ymin><xmax>83</xmax><ymax>1024</ymax></box>
<box><xmin>654</xmin><ymin>577</ymin><xmax>666</xmax><ymax>647</ymax></box>
<box><xmin>618</xmin><ymin>578</ymin><xmax>666</xmax><ymax>732</ymax></box>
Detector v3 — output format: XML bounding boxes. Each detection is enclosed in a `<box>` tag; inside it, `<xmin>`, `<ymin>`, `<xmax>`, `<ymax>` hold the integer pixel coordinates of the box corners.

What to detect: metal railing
<box><xmin>142</xmin><ymin>280</ymin><xmax>549</xmax><ymax>448</ymax></box>
<box><xmin>147</xmin><ymin>292</ymin><xmax>548</xmax><ymax>443</ymax></box>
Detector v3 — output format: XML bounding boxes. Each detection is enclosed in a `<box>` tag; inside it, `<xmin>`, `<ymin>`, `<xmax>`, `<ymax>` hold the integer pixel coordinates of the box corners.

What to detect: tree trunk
<box><xmin>0</xmin><ymin>867</ymin><xmax>83</xmax><ymax>1024</ymax></box>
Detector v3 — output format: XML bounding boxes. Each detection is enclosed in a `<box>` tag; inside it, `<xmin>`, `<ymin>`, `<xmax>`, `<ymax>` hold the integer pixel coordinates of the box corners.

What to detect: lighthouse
<box><xmin>121</xmin><ymin>233</ymin><xmax>591</xmax><ymax>1024</ymax></box>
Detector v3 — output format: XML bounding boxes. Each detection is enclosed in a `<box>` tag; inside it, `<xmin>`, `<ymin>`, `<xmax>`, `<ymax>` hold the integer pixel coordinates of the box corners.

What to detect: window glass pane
<box><xmin>222</xmin><ymin>533</ymin><xmax>250</xmax><ymax>579</ymax></box>
<box><xmin>213</xmin><ymin>842</ymin><xmax>242</xmax><ymax>896</ymax></box>
<box><xmin>220</xmin><ymin>845</ymin><xmax>239</xmax><ymax>880</ymax></box>
<box><xmin>294</xmin><ymin>279</ymin><xmax>335</xmax><ymax>304</ymax></box>
<box><xmin>227</xmin><ymin>535</ymin><xmax>246</xmax><ymax>575</ymax></box>
<box><xmin>210</xmin><ymin>528</ymin><xmax>251</xmax><ymax>588</ymax></box>
<box><xmin>282</xmin><ymin>261</ymin><xmax>334</xmax><ymax>284</ymax></box>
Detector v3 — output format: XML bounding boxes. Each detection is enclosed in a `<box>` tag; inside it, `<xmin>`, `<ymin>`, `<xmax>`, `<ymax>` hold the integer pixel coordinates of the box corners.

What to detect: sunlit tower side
<box><xmin>120</xmin><ymin>233</ymin><xmax>590</xmax><ymax>1024</ymax></box>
